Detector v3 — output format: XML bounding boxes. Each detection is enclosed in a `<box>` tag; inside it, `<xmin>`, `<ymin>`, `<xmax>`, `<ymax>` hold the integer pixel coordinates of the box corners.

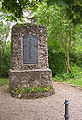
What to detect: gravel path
<box><xmin>0</xmin><ymin>82</ymin><xmax>82</xmax><ymax>120</ymax></box>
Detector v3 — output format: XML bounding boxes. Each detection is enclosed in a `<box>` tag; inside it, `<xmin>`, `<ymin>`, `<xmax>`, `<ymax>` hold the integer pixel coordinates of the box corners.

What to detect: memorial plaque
<box><xmin>23</xmin><ymin>34</ymin><xmax>38</xmax><ymax>64</ymax></box>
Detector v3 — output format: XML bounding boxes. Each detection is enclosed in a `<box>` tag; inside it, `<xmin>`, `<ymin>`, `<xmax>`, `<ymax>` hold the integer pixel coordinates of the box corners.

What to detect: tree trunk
<box><xmin>66</xmin><ymin>28</ymin><xmax>72</xmax><ymax>73</ymax></box>
<box><xmin>66</xmin><ymin>46</ymin><xmax>71</xmax><ymax>73</ymax></box>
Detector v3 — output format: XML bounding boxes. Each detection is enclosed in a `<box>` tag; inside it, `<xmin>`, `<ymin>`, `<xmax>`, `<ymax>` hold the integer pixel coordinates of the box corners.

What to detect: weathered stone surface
<box><xmin>11</xmin><ymin>23</ymin><xmax>48</xmax><ymax>70</ymax></box>
<box><xmin>9</xmin><ymin>69</ymin><xmax>52</xmax><ymax>90</ymax></box>
<box><xmin>9</xmin><ymin>23</ymin><xmax>54</xmax><ymax>99</ymax></box>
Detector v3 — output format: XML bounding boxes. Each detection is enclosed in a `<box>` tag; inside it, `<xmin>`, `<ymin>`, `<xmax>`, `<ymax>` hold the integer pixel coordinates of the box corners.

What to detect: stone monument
<box><xmin>9</xmin><ymin>23</ymin><xmax>54</xmax><ymax>98</ymax></box>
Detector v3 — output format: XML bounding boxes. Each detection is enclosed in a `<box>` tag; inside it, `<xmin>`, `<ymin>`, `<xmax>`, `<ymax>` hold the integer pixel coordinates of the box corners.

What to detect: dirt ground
<box><xmin>0</xmin><ymin>82</ymin><xmax>82</xmax><ymax>120</ymax></box>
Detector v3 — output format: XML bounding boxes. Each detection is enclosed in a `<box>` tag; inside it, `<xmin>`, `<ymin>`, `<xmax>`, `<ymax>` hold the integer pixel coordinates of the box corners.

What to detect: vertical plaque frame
<box><xmin>23</xmin><ymin>34</ymin><xmax>38</xmax><ymax>64</ymax></box>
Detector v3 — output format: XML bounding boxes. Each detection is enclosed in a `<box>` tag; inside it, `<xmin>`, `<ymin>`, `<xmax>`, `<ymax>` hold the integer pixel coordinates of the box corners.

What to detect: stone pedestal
<box><xmin>9</xmin><ymin>23</ymin><xmax>54</xmax><ymax>98</ymax></box>
<box><xmin>10</xmin><ymin>69</ymin><xmax>52</xmax><ymax>89</ymax></box>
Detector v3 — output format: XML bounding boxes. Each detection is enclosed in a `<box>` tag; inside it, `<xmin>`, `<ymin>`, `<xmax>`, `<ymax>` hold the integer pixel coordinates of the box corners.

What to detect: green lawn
<box><xmin>53</xmin><ymin>77</ymin><xmax>82</xmax><ymax>87</ymax></box>
<box><xmin>66</xmin><ymin>78</ymin><xmax>82</xmax><ymax>87</ymax></box>
<box><xmin>0</xmin><ymin>78</ymin><xmax>9</xmax><ymax>86</ymax></box>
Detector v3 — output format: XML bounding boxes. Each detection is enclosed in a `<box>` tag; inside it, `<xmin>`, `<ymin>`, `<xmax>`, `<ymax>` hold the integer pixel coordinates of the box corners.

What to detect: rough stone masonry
<box><xmin>9</xmin><ymin>23</ymin><xmax>54</xmax><ymax>98</ymax></box>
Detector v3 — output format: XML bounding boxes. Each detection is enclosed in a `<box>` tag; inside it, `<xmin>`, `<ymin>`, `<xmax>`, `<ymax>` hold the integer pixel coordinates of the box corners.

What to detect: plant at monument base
<box><xmin>11</xmin><ymin>85</ymin><xmax>52</xmax><ymax>95</ymax></box>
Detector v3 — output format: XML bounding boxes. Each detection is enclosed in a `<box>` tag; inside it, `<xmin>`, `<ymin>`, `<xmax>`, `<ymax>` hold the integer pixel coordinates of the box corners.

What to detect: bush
<box><xmin>48</xmin><ymin>47</ymin><xmax>66</xmax><ymax>76</ymax></box>
<box><xmin>54</xmin><ymin>72</ymin><xmax>74</xmax><ymax>81</ymax></box>
<box><xmin>0</xmin><ymin>41</ymin><xmax>11</xmax><ymax>77</ymax></box>
<box><xmin>70</xmin><ymin>64</ymin><xmax>82</xmax><ymax>78</ymax></box>
<box><xmin>53</xmin><ymin>64</ymin><xmax>82</xmax><ymax>82</ymax></box>
<box><xmin>70</xmin><ymin>51</ymin><xmax>82</xmax><ymax>67</ymax></box>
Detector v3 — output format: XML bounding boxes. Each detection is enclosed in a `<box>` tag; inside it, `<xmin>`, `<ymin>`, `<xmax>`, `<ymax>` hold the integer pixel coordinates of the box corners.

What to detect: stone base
<box><xmin>9</xmin><ymin>69</ymin><xmax>55</xmax><ymax>98</ymax></box>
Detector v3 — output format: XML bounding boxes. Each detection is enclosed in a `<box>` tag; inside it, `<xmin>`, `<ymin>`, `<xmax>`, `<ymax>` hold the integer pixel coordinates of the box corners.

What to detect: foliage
<box><xmin>0</xmin><ymin>40</ymin><xmax>11</xmax><ymax>77</ymax></box>
<box><xmin>70</xmin><ymin>25</ymin><xmax>82</xmax><ymax>67</ymax></box>
<box><xmin>53</xmin><ymin>75</ymin><xmax>82</xmax><ymax>87</ymax></box>
<box><xmin>70</xmin><ymin>64</ymin><xmax>82</xmax><ymax>78</ymax></box>
<box><xmin>0</xmin><ymin>78</ymin><xmax>9</xmax><ymax>86</ymax></box>
<box><xmin>54</xmin><ymin>73</ymin><xmax>74</xmax><ymax>81</ymax></box>
<box><xmin>0</xmin><ymin>21</ymin><xmax>10</xmax><ymax>44</ymax></box>
<box><xmin>48</xmin><ymin>48</ymin><xmax>66</xmax><ymax>76</ymax></box>
<box><xmin>12</xmin><ymin>85</ymin><xmax>51</xmax><ymax>95</ymax></box>
<box><xmin>53</xmin><ymin>64</ymin><xmax>82</xmax><ymax>81</ymax></box>
<box><xmin>0</xmin><ymin>0</ymin><xmax>81</xmax><ymax>23</ymax></box>
<box><xmin>66</xmin><ymin>78</ymin><xmax>82</xmax><ymax>87</ymax></box>
<box><xmin>47</xmin><ymin>0</ymin><xmax>82</xmax><ymax>25</ymax></box>
<box><xmin>70</xmin><ymin>50</ymin><xmax>82</xmax><ymax>67</ymax></box>
<box><xmin>0</xmin><ymin>18</ymin><xmax>11</xmax><ymax>77</ymax></box>
<box><xmin>34</xmin><ymin>2</ymin><xmax>78</xmax><ymax>73</ymax></box>
<box><xmin>53</xmin><ymin>65</ymin><xmax>82</xmax><ymax>87</ymax></box>
<box><xmin>0</xmin><ymin>0</ymin><xmax>81</xmax><ymax>87</ymax></box>
<box><xmin>0</xmin><ymin>0</ymin><xmax>42</xmax><ymax>21</ymax></box>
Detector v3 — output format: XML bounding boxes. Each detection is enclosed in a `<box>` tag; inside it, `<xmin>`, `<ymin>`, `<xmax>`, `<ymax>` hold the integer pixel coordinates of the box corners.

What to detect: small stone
<box><xmin>44</xmin><ymin>92</ymin><xmax>50</xmax><ymax>96</ymax></box>
<box><xmin>40</xmin><ymin>30</ymin><xmax>43</xmax><ymax>33</ymax></box>
<box><xmin>18</xmin><ymin>94</ymin><xmax>22</xmax><ymax>99</ymax></box>
<box><xmin>23</xmin><ymin>84</ymin><xmax>27</xmax><ymax>88</ymax></box>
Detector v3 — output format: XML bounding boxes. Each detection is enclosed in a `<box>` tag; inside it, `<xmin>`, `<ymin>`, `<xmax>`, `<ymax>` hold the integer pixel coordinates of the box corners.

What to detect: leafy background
<box><xmin>0</xmin><ymin>0</ymin><xmax>82</xmax><ymax>87</ymax></box>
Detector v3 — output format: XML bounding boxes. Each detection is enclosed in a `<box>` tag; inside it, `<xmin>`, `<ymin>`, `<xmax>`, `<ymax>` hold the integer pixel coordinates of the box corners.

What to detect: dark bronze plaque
<box><xmin>23</xmin><ymin>34</ymin><xmax>38</xmax><ymax>64</ymax></box>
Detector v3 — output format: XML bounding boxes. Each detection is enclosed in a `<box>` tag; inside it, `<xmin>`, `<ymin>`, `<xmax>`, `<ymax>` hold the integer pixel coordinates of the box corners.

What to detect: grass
<box><xmin>0</xmin><ymin>78</ymin><xmax>9</xmax><ymax>86</ymax></box>
<box><xmin>66</xmin><ymin>78</ymin><xmax>82</xmax><ymax>87</ymax></box>
<box><xmin>53</xmin><ymin>77</ymin><xmax>82</xmax><ymax>87</ymax></box>
<box><xmin>53</xmin><ymin>67</ymin><xmax>82</xmax><ymax>88</ymax></box>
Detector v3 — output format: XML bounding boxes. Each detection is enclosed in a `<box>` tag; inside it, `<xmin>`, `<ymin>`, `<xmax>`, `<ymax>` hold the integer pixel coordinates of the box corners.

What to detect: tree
<box><xmin>0</xmin><ymin>21</ymin><xmax>10</xmax><ymax>53</ymax></box>
<box><xmin>0</xmin><ymin>21</ymin><xmax>10</xmax><ymax>77</ymax></box>
<box><xmin>34</xmin><ymin>2</ymin><xmax>80</xmax><ymax>73</ymax></box>
<box><xmin>1</xmin><ymin>0</ymin><xmax>81</xmax><ymax>24</ymax></box>
<box><xmin>1</xmin><ymin>0</ymin><xmax>42</xmax><ymax>21</ymax></box>
<box><xmin>0</xmin><ymin>40</ymin><xmax>11</xmax><ymax>77</ymax></box>
<box><xmin>47</xmin><ymin>0</ymin><xmax>82</xmax><ymax>25</ymax></box>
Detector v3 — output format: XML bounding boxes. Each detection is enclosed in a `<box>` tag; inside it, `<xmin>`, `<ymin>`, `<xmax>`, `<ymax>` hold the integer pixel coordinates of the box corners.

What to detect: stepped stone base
<box><xmin>9</xmin><ymin>69</ymin><xmax>55</xmax><ymax>98</ymax></box>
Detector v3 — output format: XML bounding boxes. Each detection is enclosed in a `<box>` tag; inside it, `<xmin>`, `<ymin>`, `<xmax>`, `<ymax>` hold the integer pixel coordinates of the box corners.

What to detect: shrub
<box><xmin>48</xmin><ymin>47</ymin><xmax>66</xmax><ymax>76</ymax></box>
<box><xmin>0</xmin><ymin>41</ymin><xmax>11</xmax><ymax>77</ymax></box>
